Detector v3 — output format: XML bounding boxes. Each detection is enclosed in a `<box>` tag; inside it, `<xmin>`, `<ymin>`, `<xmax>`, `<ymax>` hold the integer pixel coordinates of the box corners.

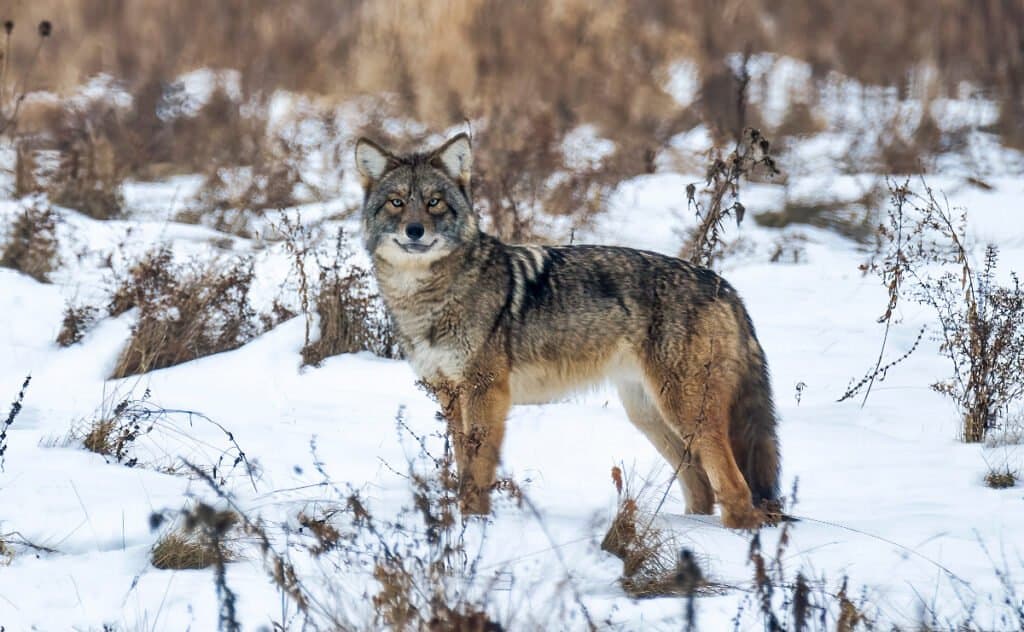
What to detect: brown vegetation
<box><xmin>848</xmin><ymin>179</ymin><xmax>1024</xmax><ymax>443</ymax></box>
<box><xmin>601</xmin><ymin>466</ymin><xmax>718</xmax><ymax>603</ymax></box>
<box><xmin>55</xmin><ymin>302</ymin><xmax>97</xmax><ymax>346</ymax></box>
<box><xmin>0</xmin><ymin>1</ymin><xmax>1016</xmax><ymax>244</ymax></box>
<box><xmin>0</xmin><ymin>202</ymin><xmax>58</xmax><ymax>282</ymax></box>
<box><xmin>109</xmin><ymin>247</ymin><xmax>260</xmax><ymax>378</ymax></box>
<box><xmin>151</xmin><ymin>526</ymin><xmax>233</xmax><ymax>570</ymax></box>
<box><xmin>984</xmin><ymin>467</ymin><xmax>1017</xmax><ymax>489</ymax></box>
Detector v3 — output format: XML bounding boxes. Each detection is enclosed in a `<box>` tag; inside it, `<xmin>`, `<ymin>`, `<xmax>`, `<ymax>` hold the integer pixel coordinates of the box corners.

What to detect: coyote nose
<box><xmin>405</xmin><ymin>223</ymin><xmax>425</xmax><ymax>241</ymax></box>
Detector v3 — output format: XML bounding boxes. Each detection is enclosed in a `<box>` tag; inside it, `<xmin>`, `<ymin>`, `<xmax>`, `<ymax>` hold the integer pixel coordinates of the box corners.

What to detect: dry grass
<box><xmin>151</xmin><ymin>527</ymin><xmax>233</xmax><ymax>570</ymax></box>
<box><xmin>292</xmin><ymin>228</ymin><xmax>400</xmax><ymax>366</ymax></box>
<box><xmin>601</xmin><ymin>466</ymin><xmax>717</xmax><ymax>601</ymax></box>
<box><xmin>55</xmin><ymin>301</ymin><xmax>97</xmax><ymax>346</ymax></box>
<box><xmin>984</xmin><ymin>467</ymin><xmax>1018</xmax><ymax>489</ymax></box>
<box><xmin>109</xmin><ymin>248</ymin><xmax>260</xmax><ymax>378</ymax></box>
<box><xmin>0</xmin><ymin>202</ymin><xmax>58</xmax><ymax>282</ymax></box>
<box><xmin>3</xmin><ymin>1</ymin><xmax>1016</xmax><ymax>246</ymax></box>
<box><xmin>10</xmin><ymin>1</ymin><xmax>1022</xmax><ymax>137</ymax></box>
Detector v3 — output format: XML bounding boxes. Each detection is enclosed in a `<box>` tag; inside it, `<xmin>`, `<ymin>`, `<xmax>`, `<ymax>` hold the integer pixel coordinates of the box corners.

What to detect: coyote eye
<box><xmin>427</xmin><ymin>197</ymin><xmax>441</xmax><ymax>207</ymax></box>
<box><xmin>390</xmin><ymin>199</ymin><xmax>404</xmax><ymax>207</ymax></box>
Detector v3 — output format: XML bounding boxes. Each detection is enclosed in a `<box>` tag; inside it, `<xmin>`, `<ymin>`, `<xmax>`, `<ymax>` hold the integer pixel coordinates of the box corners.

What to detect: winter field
<box><xmin>1</xmin><ymin>66</ymin><xmax>1024</xmax><ymax>631</ymax></box>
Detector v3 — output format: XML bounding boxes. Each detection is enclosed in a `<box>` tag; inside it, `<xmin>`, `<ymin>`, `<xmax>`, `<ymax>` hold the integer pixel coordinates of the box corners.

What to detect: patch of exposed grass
<box><xmin>0</xmin><ymin>203</ymin><xmax>58</xmax><ymax>282</ymax></box>
<box><xmin>601</xmin><ymin>466</ymin><xmax>720</xmax><ymax>600</ymax></box>
<box><xmin>109</xmin><ymin>248</ymin><xmax>260</xmax><ymax>378</ymax></box>
<box><xmin>985</xmin><ymin>467</ymin><xmax>1017</xmax><ymax>489</ymax></box>
<box><xmin>151</xmin><ymin>527</ymin><xmax>233</xmax><ymax>570</ymax></box>
<box><xmin>55</xmin><ymin>302</ymin><xmax>97</xmax><ymax>346</ymax></box>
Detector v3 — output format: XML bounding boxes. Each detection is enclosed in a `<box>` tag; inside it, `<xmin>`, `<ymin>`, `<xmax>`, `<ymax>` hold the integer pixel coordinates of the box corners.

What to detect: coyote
<box><xmin>355</xmin><ymin>133</ymin><xmax>780</xmax><ymax>528</ymax></box>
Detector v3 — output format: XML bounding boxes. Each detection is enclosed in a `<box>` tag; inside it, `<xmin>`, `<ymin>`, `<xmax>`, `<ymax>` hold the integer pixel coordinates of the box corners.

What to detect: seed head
<box><xmin>38</xmin><ymin>21</ymin><xmax>51</xmax><ymax>38</ymax></box>
<box><xmin>3</xmin><ymin>21</ymin><xmax>12</xmax><ymax>35</ymax></box>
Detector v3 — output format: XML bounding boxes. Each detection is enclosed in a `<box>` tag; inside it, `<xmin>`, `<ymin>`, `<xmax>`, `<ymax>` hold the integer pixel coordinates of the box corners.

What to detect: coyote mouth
<box><xmin>394</xmin><ymin>238</ymin><xmax>438</xmax><ymax>254</ymax></box>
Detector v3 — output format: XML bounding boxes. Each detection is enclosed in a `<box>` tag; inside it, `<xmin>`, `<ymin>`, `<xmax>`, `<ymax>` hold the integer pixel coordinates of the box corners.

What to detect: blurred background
<box><xmin>1</xmin><ymin>0</ymin><xmax>1021</xmax><ymax>238</ymax></box>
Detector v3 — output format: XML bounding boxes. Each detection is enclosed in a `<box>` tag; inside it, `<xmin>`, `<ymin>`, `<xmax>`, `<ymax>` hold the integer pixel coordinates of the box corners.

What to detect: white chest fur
<box><xmin>406</xmin><ymin>338</ymin><xmax>465</xmax><ymax>382</ymax></box>
<box><xmin>375</xmin><ymin>259</ymin><xmax>468</xmax><ymax>382</ymax></box>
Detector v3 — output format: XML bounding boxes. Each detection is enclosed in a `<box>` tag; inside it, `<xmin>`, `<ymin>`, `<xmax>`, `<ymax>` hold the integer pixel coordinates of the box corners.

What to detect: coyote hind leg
<box><xmin>644</xmin><ymin>373</ymin><xmax>763</xmax><ymax>529</ymax></box>
<box><xmin>616</xmin><ymin>381</ymin><xmax>714</xmax><ymax>515</ymax></box>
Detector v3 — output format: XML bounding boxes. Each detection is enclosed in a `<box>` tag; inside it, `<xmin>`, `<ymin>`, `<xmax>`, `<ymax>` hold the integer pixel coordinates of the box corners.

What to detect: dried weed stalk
<box><xmin>300</xmin><ymin>228</ymin><xmax>400</xmax><ymax>365</ymax></box>
<box><xmin>850</xmin><ymin>178</ymin><xmax>1024</xmax><ymax>442</ymax></box>
<box><xmin>684</xmin><ymin>127</ymin><xmax>779</xmax><ymax>268</ymax></box>
<box><xmin>1</xmin><ymin>374</ymin><xmax>30</xmax><ymax>471</ymax></box>
<box><xmin>65</xmin><ymin>386</ymin><xmax>256</xmax><ymax>489</ymax></box>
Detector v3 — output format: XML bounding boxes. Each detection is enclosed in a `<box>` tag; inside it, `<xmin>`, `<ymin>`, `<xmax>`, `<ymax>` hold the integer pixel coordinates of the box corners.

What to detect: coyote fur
<box><xmin>355</xmin><ymin>133</ymin><xmax>780</xmax><ymax>528</ymax></box>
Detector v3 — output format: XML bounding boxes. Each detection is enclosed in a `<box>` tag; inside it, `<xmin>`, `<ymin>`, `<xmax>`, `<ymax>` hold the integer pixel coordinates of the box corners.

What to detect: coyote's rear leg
<box><xmin>616</xmin><ymin>381</ymin><xmax>714</xmax><ymax>514</ymax></box>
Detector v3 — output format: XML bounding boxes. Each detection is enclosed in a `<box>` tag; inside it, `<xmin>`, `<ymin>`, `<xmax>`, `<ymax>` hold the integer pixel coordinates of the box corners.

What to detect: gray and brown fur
<box><xmin>355</xmin><ymin>133</ymin><xmax>780</xmax><ymax>528</ymax></box>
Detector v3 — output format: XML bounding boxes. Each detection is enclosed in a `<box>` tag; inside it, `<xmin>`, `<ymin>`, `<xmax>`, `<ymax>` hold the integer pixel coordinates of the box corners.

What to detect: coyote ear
<box><xmin>355</xmin><ymin>138</ymin><xmax>396</xmax><ymax>186</ymax></box>
<box><xmin>431</xmin><ymin>133</ymin><xmax>472</xmax><ymax>191</ymax></box>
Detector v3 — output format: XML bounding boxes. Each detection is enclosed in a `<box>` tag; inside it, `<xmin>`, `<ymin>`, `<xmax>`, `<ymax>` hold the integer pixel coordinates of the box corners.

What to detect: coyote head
<box><xmin>355</xmin><ymin>133</ymin><xmax>478</xmax><ymax>266</ymax></box>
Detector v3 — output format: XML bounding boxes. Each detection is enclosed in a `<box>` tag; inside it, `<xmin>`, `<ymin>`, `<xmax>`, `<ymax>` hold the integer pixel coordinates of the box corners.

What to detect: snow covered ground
<box><xmin>1</xmin><ymin>93</ymin><xmax>1023</xmax><ymax>630</ymax></box>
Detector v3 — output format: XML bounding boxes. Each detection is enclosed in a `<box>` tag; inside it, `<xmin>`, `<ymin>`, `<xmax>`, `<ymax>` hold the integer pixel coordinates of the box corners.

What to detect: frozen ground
<box><xmin>1</xmin><ymin>99</ymin><xmax>1023</xmax><ymax>629</ymax></box>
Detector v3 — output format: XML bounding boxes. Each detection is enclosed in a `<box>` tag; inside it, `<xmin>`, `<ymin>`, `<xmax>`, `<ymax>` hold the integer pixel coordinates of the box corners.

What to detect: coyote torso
<box><xmin>356</xmin><ymin>134</ymin><xmax>780</xmax><ymax>528</ymax></box>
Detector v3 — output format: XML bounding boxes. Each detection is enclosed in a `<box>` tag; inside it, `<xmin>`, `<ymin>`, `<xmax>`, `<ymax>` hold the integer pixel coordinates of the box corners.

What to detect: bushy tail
<box><xmin>729</xmin><ymin>344</ymin><xmax>780</xmax><ymax>508</ymax></box>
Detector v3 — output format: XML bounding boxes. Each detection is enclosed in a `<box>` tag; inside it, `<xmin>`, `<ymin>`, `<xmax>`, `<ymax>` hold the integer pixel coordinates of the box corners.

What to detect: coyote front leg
<box><xmin>458</xmin><ymin>372</ymin><xmax>511</xmax><ymax>515</ymax></box>
<box><xmin>434</xmin><ymin>383</ymin><xmax>468</xmax><ymax>476</ymax></box>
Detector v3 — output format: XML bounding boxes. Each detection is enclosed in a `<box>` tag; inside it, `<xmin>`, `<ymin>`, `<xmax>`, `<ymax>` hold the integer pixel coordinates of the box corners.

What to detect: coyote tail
<box><xmin>729</xmin><ymin>342</ymin><xmax>781</xmax><ymax>508</ymax></box>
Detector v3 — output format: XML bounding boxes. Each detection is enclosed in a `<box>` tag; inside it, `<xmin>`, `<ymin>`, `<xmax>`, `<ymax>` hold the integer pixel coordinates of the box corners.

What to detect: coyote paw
<box><xmin>721</xmin><ymin>506</ymin><xmax>767</xmax><ymax>530</ymax></box>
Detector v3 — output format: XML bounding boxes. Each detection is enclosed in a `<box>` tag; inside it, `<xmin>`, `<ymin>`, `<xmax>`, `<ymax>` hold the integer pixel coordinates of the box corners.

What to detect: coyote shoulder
<box><xmin>355</xmin><ymin>133</ymin><xmax>780</xmax><ymax>528</ymax></box>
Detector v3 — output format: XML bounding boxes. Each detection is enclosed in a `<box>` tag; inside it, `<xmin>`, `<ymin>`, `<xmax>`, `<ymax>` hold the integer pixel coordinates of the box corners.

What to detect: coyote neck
<box><xmin>372</xmin><ymin>234</ymin><xmax>496</xmax><ymax>374</ymax></box>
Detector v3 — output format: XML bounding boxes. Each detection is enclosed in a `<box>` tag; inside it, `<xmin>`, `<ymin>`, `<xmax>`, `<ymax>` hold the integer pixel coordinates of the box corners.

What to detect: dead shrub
<box><xmin>55</xmin><ymin>301</ymin><xmax>97</xmax><ymax>346</ymax></box>
<box><xmin>984</xmin><ymin>467</ymin><xmax>1017</xmax><ymax>489</ymax></box>
<box><xmin>287</xmin><ymin>227</ymin><xmax>399</xmax><ymax>366</ymax></box>
<box><xmin>0</xmin><ymin>201</ymin><xmax>58</xmax><ymax>282</ymax></box>
<box><xmin>107</xmin><ymin>245</ymin><xmax>176</xmax><ymax>317</ymax></box>
<box><xmin>924</xmin><ymin>243</ymin><xmax>1024</xmax><ymax>443</ymax></box>
<box><xmin>110</xmin><ymin>249</ymin><xmax>260</xmax><ymax>378</ymax></box>
<box><xmin>47</xmin><ymin>103</ymin><xmax>126</xmax><ymax>218</ymax></box>
<box><xmin>176</xmin><ymin>93</ymin><xmax>323</xmax><ymax>237</ymax></box>
<box><xmin>851</xmin><ymin>179</ymin><xmax>1024</xmax><ymax>443</ymax></box>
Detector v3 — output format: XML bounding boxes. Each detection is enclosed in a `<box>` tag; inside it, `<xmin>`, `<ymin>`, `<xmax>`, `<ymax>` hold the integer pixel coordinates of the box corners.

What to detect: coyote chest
<box><xmin>378</xmin><ymin>268</ymin><xmax>468</xmax><ymax>382</ymax></box>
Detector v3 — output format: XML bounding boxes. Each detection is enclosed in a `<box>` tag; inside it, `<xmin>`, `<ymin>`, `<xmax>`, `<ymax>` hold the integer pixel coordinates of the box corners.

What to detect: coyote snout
<box><xmin>355</xmin><ymin>133</ymin><xmax>781</xmax><ymax>529</ymax></box>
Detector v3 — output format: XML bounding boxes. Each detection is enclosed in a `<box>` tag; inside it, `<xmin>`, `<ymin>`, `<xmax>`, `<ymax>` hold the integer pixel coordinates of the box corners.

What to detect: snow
<box><xmin>1</xmin><ymin>83</ymin><xmax>1023</xmax><ymax>631</ymax></box>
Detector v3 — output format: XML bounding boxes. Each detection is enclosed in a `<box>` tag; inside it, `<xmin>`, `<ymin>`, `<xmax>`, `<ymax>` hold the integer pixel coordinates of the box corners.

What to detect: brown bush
<box><xmin>299</xmin><ymin>230</ymin><xmax>400</xmax><ymax>366</ymax></box>
<box><xmin>0</xmin><ymin>202</ymin><xmax>58</xmax><ymax>282</ymax></box>
<box><xmin>110</xmin><ymin>248</ymin><xmax>260</xmax><ymax>378</ymax></box>
<box><xmin>55</xmin><ymin>302</ymin><xmax>97</xmax><ymax>346</ymax></box>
